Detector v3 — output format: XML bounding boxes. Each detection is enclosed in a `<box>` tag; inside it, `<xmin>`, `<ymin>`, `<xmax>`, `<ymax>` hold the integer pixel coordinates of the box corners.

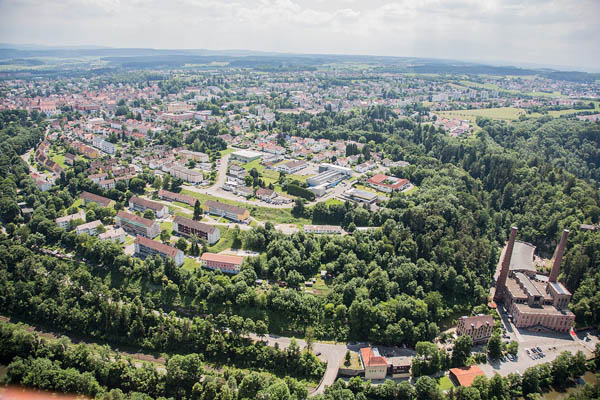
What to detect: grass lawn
<box><xmin>123</xmin><ymin>236</ymin><xmax>135</xmax><ymax>246</ymax></box>
<box><xmin>403</xmin><ymin>185</ymin><xmax>418</xmax><ymax>195</ymax></box>
<box><xmin>324</xmin><ymin>198</ymin><xmax>344</xmax><ymax>206</ymax></box>
<box><xmin>242</xmin><ymin>158</ymin><xmax>264</xmax><ymax>172</ymax></box>
<box><xmin>48</xmin><ymin>150</ymin><xmax>67</xmax><ymax>169</ymax></box>
<box><xmin>339</xmin><ymin>351</ymin><xmax>362</xmax><ymax>370</ymax></box>
<box><xmin>219</xmin><ymin>148</ymin><xmax>235</xmax><ymax>157</ymax></box>
<box><xmin>437</xmin><ymin>107</ymin><xmax>526</xmax><ymax>123</ymax></box>
<box><xmin>308</xmin><ymin>277</ymin><xmax>332</xmax><ymax>297</ymax></box>
<box><xmin>160</xmin><ymin>221</ymin><xmax>173</xmax><ymax>233</ymax></box>
<box><xmin>437</xmin><ymin>376</ymin><xmax>455</xmax><ymax>391</ymax></box>
<box><xmin>207</xmin><ymin>226</ymin><xmax>237</xmax><ymax>253</ymax></box>
<box><xmin>180</xmin><ymin>189</ymin><xmax>309</xmax><ymax>225</ymax></box>
<box><xmin>182</xmin><ymin>257</ymin><xmax>202</xmax><ymax>272</ymax></box>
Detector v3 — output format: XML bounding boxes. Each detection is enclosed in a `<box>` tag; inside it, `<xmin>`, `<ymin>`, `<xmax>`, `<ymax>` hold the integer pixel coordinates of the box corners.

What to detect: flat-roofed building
<box><xmin>359</xmin><ymin>347</ymin><xmax>388</xmax><ymax>380</ymax></box>
<box><xmin>55</xmin><ymin>210</ymin><xmax>86</xmax><ymax>229</ymax></box>
<box><xmin>344</xmin><ymin>188</ymin><xmax>378</xmax><ymax>204</ymax></box>
<box><xmin>204</xmin><ymin>200</ymin><xmax>250</xmax><ymax>222</ymax></box>
<box><xmin>304</xmin><ymin>225</ymin><xmax>344</xmax><ymax>235</ymax></box>
<box><xmin>76</xmin><ymin>220</ymin><xmax>102</xmax><ymax>236</ymax></box>
<box><xmin>158</xmin><ymin>189</ymin><xmax>196</xmax><ymax>206</ymax></box>
<box><xmin>456</xmin><ymin>315</ymin><xmax>494</xmax><ymax>344</ymax></box>
<box><xmin>366</xmin><ymin>174</ymin><xmax>410</xmax><ymax>193</ymax></box>
<box><xmin>173</xmin><ymin>216</ymin><xmax>220</xmax><ymax>244</ymax></box>
<box><xmin>201</xmin><ymin>252</ymin><xmax>243</xmax><ymax>274</ymax></box>
<box><xmin>134</xmin><ymin>236</ymin><xmax>184</xmax><ymax>267</ymax></box>
<box><xmin>99</xmin><ymin>227</ymin><xmax>126</xmax><ymax>243</ymax></box>
<box><xmin>231</xmin><ymin>149</ymin><xmax>263</xmax><ymax>163</ymax></box>
<box><xmin>129</xmin><ymin>196</ymin><xmax>169</xmax><ymax>218</ymax></box>
<box><xmin>80</xmin><ymin>191</ymin><xmax>114</xmax><ymax>208</ymax></box>
<box><xmin>116</xmin><ymin>211</ymin><xmax>160</xmax><ymax>238</ymax></box>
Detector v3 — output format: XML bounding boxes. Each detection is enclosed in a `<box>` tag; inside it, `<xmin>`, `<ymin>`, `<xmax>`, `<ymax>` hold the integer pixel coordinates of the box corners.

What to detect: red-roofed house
<box><xmin>449</xmin><ymin>366</ymin><xmax>485</xmax><ymax>387</ymax></box>
<box><xmin>134</xmin><ymin>236</ymin><xmax>184</xmax><ymax>267</ymax></box>
<box><xmin>359</xmin><ymin>347</ymin><xmax>388</xmax><ymax>380</ymax></box>
<box><xmin>200</xmin><ymin>252</ymin><xmax>243</xmax><ymax>274</ymax></box>
<box><xmin>366</xmin><ymin>174</ymin><xmax>410</xmax><ymax>193</ymax></box>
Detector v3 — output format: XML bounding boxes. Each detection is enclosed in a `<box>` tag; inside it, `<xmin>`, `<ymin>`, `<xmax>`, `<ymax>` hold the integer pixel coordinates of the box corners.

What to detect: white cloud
<box><xmin>0</xmin><ymin>0</ymin><xmax>598</xmax><ymax>69</ymax></box>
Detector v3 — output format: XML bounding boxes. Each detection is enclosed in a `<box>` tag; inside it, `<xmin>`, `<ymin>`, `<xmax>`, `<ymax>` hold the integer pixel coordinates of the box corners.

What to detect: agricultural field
<box><xmin>437</xmin><ymin>107</ymin><xmax>526</xmax><ymax>122</ymax></box>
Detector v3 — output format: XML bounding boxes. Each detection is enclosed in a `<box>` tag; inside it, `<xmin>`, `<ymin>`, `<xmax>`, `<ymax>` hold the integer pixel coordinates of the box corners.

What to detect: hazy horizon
<box><xmin>1</xmin><ymin>0</ymin><xmax>599</xmax><ymax>71</ymax></box>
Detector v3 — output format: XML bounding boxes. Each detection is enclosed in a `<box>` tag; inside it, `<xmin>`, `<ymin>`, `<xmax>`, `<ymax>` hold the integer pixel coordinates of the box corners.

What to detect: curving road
<box><xmin>248</xmin><ymin>333</ymin><xmax>347</xmax><ymax>396</ymax></box>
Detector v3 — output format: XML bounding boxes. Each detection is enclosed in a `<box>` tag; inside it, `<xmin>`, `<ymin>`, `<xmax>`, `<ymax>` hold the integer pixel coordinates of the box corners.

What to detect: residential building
<box><xmin>129</xmin><ymin>196</ymin><xmax>169</xmax><ymax>218</ymax></box>
<box><xmin>359</xmin><ymin>347</ymin><xmax>388</xmax><ymax>380</ymax></box>
<box><xmin>256</xmin><ymin>187</ymin><xmax>276</xmax><ymax>201</ymax></box>
<box><xmin>366</xmin><ymin>174</ymin><xmax>410</xmax><ymax>193</ymax></box>
<box><xmin>164</xmin><ymin>164</ymin><xmax>204</xmax><ymax>184</ymax></box>
<box><xmin>65</xmin><ymin>153</ymin><xmax>77</xmax><ymax>165</ymax></box>
<box><xmin>55</xmin><ymin>210</ymin><xmax>86</xmax><ymax>229</ymax></box>
<box><xmin>304</xmin><ymin>225</ymin><xmax>344</xmax><ymax>235</ymax></box>
<box><xmin>456</xmin><ymin>315</ymin><xmax>494</xmax><ymax>344</ymax></box>
<box><xmin>204</xmin><ymin>200</ymin><xmax>250</xmax><ymax>222</ymax></box>
<box><xmin>134</xmin><ymin>236</ymin><xmax>184</xmax><ymax>267</ymax></box>
<box><xmin>116</xmin><ymin>211</ymin><xmax>160</xmax><ymax>238</ymax></box>
<box><xmin>355</xmin><ymin>161</ymin><xmax>376</xmax><ymax>173</ymax></box>
<box><xmin>494</xmin><ymin>228</ymin><xmax>575</xmax><ymax>333</ymax></box>
<box><xmin>173</xmin><ymin>216</ymin><xmax>220</xmax><ymax>244</ymax></box>
<box><xmin>200</xmin><ymin>252</ymin><xmax>243</xmax><ymax>274</ymax></box>
<box><xmin>76</xmin><ymin>220</ymin><xmax>102</xmax><ymax>236</ymax></box>
<box><xmin>158</xmin><ymin>189</ymin><xmax>196</xmax><ymax>206</ymax></box>
<box><xmin>98</xmin><ymin>227</ymin><xmax>126</xmax><ymax>243</ymax></box>
<box><xmin>80</xmin><ymin>191</ymin><xmax>114</xmax><ymax>208</ymax></box>
<box><xmin>180</xmin><ymin>150</ymin><xmax>209</xmax><ymax>163</ymax></box>
<box><xmin>92</xmin><ymin>136</ymin><xmax>116</xmax><ymax>154</ymax></box>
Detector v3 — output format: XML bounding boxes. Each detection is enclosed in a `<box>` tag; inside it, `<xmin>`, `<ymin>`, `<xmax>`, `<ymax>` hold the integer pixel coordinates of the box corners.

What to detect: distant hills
<box><xmin>0</xmin><ymin>45</ymin><xmax>598</xmax><ymax>83</ymax></box>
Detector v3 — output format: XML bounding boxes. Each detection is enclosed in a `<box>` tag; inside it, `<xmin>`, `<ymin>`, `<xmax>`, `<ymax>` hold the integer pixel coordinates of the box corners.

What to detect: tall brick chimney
<box><xmin>549</xmin><ymin>229</ymin><xmax>569</xmax><ymax>283</ymax></box>
<box><xmin>494</xmin><ymin>226</ymin><xmax>518</xmax><ymax>303</ymax></box>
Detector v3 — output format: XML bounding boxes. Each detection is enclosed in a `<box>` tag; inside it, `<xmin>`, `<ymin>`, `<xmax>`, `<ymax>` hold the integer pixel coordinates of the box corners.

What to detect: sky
<box><xmin>0</xmin><ymin>0</ymin><xmax>599</xmax><ymax>71</ymax></box>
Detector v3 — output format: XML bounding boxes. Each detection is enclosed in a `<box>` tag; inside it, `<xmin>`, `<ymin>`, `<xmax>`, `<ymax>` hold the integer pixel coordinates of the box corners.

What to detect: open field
<box><xmin>438</xmin><ymin>107</ymin><xmax>526</xmax><ymax>122</ymax></box>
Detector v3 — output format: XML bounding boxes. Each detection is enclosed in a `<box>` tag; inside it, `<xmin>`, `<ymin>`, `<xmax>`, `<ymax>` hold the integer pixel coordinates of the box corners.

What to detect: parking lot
<box><xmin>479</xmin><ymin>310</ymin><xmax>596</xmax><ymax>378</ymax></box>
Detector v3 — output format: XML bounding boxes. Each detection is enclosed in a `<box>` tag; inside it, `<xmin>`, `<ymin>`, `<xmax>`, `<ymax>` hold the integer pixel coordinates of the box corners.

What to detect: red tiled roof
<box><xmin>449</xmin><ymin>366</ymin><xmax>485</xmax><ymax>387</ymax></box>
<box><xmin>116</xmin><ymin>210</ymin><xmax>156</xmax><ymax>227</ymax></box>
<box><xmin>134</xmin><ymin>236</ymin><xmax>180</xmax><ymax>258</ymax></box>
<box><xmin>360</xmin><ymin>347</ymin><xmax>388</xmax><ymax>367</ymax></box>
<box><xmin>460</xmin><ymin>314</ymin><xmax>494</xmax><ymax>329</ymax></box>
<box><xmin>80</xmin><ymin>191</ymin><xmax>113</xmax><ymax>207</ymax></box>
<box><xmin>174</xmin><ymin>216</ymin><xmax>217</xmax><ymax>234</ymax></box>
<box><xmin>201</xmin><ymin>252</ymin><xmax>243</xmax><ymax>265</ymax></box>
<box><xmin>130</xmin><ymin>196</ymin><xmax>166</xmax><ymax>212</ymax></box>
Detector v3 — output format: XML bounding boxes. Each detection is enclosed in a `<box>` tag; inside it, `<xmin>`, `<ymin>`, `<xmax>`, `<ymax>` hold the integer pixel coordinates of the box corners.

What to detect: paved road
<box><xmin>249</xmin><ymin>333</ymin><xmax>347</xmax><ymax>396</ymax></box>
